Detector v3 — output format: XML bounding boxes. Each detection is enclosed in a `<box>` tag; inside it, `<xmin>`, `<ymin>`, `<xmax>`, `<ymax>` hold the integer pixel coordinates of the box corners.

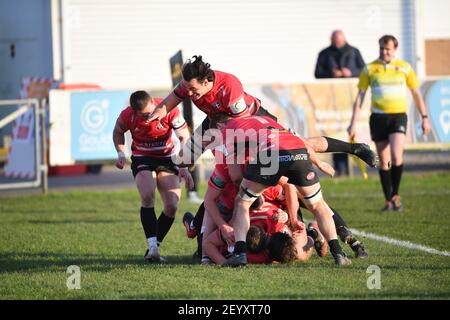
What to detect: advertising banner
<box><xmin>70</xmin><ymin>91</ymin><xmax>130</xmax><ymax>161</ymax></box>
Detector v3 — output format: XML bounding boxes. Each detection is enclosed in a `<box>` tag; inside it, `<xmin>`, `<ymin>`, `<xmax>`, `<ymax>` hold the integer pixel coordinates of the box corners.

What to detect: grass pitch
<box><xmin>0</xmin><ymin>173</ymin><xmax>449</xmax><ymax>299</ymax></box>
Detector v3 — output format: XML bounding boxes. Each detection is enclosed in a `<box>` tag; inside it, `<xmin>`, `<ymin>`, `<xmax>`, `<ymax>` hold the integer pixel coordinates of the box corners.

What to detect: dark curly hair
<box><xmin>246</xmin><ymin>225</ymin><xmax>268</xmax><ymax>253</ymax></box>
<box><xmin>182</xmin><ymin>55</ymin><xmax>215</xmax><ymax>82</ymax></box>
<box><xmin>267</xmin><ymin>232</ymin><xmax>297</xmax><ymax>263</ymax></box>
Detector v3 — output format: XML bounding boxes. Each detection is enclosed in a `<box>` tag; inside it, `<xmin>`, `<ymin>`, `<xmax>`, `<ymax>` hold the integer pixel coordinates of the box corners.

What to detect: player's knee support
<box><xmin>238</xmin><ymin>186</ymin><xmax>261</xmax><ymax>202</ymax></box>
<box><xmin>303</xmin><ymin>187</ymin><xmax>323</xmax><ymax>206</ymax></box>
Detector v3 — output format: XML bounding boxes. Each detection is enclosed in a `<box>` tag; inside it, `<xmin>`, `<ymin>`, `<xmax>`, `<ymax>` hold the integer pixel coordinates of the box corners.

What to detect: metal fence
<box><xmin>0</xmin><ymin>99</ymin><xmax>47</xmax><ymax>193</ymax></box>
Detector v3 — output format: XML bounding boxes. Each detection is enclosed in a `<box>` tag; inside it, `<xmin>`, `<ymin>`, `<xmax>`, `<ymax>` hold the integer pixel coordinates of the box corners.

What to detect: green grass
<box><xmin>1</xmin><ymin>173</ymin><xmax>449</xmax><ymax>299</ymax></box>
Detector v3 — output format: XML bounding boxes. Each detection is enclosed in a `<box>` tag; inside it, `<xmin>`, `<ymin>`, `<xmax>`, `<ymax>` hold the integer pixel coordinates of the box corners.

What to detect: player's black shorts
<box><xmin>130</xmin><ymin>155</ymin><xmax>179</xmax><ymax>178</ymax></box>
<box><xmin>369</xmin><ymin>113</ymin><xmax>407</xmax><ymax>142</ymax></box>
<box><xmin>243</xmin><ymin>148</ymin><xmax>319</xmax><ymax>187</ymax></box>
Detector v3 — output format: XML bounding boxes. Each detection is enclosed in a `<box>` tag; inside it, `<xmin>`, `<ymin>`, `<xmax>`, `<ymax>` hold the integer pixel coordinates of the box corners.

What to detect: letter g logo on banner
<box><xmin>80</xmin><ymin>99</ymin><xmax>109</xmax><ymax>134</ymax></box>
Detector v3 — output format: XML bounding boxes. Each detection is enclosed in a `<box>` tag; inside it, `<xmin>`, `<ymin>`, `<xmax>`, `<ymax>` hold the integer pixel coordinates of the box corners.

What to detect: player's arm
<box><xmin>204</xmin><ymin>186</ymin><xmax>233</xmax><ymax>238</ymax></box>
<box><xmin>305</xmin><ymin>141</ymin><xmax>335</xmax><ymax>177</ymax></box>
<box><xmin>410</xmin><ymin>88</ymin><xmax>431</xmax><ymax>135</ymax></box>
<box><xmin>203</xmin><ymin>230</ymin><xmax>227</xmax><ymax>265</ymax></box>
<box><xmin>148</xmin><ymin>91</ymin><xmax>182</xmax><ymax>122</ymax></box>
<box><xmin>173</xmin><ymin>124</ymin><xmax>194</xmax><ymax>189</ymax></box>
<box><xmin>278</xmin><ymin>178</ymin><xmax>304</xmax><ymax>231</ymax></box>
<box><xmin>112</xmin><ymin>118</ymin><xmax>128</xmax><ymax>169</ymax></box>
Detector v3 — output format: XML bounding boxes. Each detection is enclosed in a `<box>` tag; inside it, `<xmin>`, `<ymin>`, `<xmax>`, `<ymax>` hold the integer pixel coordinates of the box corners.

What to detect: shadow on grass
<box><xmin>123</xmin><ymin>291</ymin><xmax>450</xmax><ymax>300</ymax></box>
<box><xmin>0</xmin><ymin>252</ymin><xmax>197</xmax><ymax>274</ymax></box>
<box><xmin>27</xmin><ymin>219</ymin><xmax>135</xmax><ymax>224</ymax></box>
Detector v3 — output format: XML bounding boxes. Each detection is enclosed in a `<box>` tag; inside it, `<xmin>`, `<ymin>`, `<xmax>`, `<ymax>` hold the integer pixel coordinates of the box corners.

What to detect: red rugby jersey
<box><xmin>118</xmin><ymin>98</ymin><xmax>187</xmax><ymax>157</ymax></box>
<box><xmin>207</xmin><ymin>163</ymin><xmax>240</xmax><ymax>213</ymax></box>
<box><xmin>222</xmin><ymin>115</ymin><xmax>306</xmax><ymax>156</ymax></box>
<box><xmin>174</xmin><ymin>70</ymin><xmax>261</xmax><ymax>117</ymax></box>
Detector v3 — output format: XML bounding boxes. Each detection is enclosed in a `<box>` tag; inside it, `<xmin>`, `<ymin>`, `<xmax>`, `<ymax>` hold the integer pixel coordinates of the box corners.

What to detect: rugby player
<box><xmin>113</xmin><ymin>90</ymin><xmax>193</xmax><ymax>262</ymax></box>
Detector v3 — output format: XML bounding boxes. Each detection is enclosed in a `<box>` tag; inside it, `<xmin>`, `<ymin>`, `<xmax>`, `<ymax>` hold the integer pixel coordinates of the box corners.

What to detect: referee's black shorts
<box><xmin>369</xmin><ymin>113</ymin><xmax>407</xmax><ymax>142</ymax></box>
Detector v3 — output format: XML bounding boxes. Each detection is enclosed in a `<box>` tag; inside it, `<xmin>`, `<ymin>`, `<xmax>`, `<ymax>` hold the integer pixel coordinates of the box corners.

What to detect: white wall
<box><xmin>59</xmin><ymin>0</ymin><xmax>416</xmax><ymax>89</ymax></box>
<box><xmin>423</xmin><ymin>0</ymin><xmax>450</xmax><ymax>39</ymax></box>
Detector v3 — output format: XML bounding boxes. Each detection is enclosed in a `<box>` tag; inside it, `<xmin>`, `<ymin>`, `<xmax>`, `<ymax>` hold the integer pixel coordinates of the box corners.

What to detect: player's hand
<box><xmin>179</xmin><ymin>167</ymin><xmax>194</xmax><ymax>189</ymax></box>
<box><xmin>148</xmin><ymin>106</ymin><xmax>167</xmax><ymax>122</ymax></box>
<box><xmin>317</xmin><ymin>161</ymin><xmax>335</xmax><ymax>177</ymax></box>
<box><xmin>115</xmin><ymin>151</ymin><xmax>126</xmax><ymax>169</ymax></box>
<box><xmin>293</xmin><ymin>220</ymin><xmax>305</xmax><ymax>231</ymax></box>
<box><xmin>220</xmin><ymin>224</ymin><xmax>235</xmax><ymax>245</ymax></box>
<box><xmin>274</xmin><ymin>209</ymin><xmax>289</xmax><ymax>224</ymax></box>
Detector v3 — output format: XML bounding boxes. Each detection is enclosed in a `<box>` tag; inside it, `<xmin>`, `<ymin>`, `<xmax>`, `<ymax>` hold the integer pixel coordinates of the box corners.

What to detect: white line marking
<box><xmin>349</xmin><ymin>228</ymin><xmax>450</xmax><ymax>257</ymax></box>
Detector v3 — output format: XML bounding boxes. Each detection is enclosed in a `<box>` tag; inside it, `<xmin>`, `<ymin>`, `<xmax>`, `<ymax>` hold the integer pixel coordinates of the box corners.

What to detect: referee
<box><xmin>347</xmin><ymin>35</ymin><xmax>431</xmax><ymax>211</ymax></box>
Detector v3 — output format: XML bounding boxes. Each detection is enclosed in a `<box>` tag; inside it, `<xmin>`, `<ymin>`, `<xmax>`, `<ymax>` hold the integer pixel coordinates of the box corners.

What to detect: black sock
<box><xmin>297</xmin><ymin>208</ymin><xmax>304</xmax><ymax>223</ymax></box>
<box><xmin>193</xmin><ymin>202</ymin><xmax>205</xmax><ymax>230</ymax></box>
<box><xmin>156</xmin><ymin>211</ymin><xmax>175</xmax><ymax>244</ymax></box>
<box><xmin>140</xmin><ymin>207</ymin><xmax>157</xmax><ymax>239</ymax></box>
<box><xmin>391</xmin><ymin>164</ymin><xmax>404</xmax><ymax>196</ymax></box>
<box><xmin>234</xmin><ymin>241</ymin><xmax>246</xmax><ymax>254</ymax></box>
<box><xmin>197</xmin><ymin>232</ymin><xmax>203</xmax><ymax>256</ymax></box>
<box><xmin>306</xmin><ymin>227</ymin><xmax>318</xmax><ymax>240</ymax></box>
<box><xmin>328</xmin><ymin>239</ymin><xmax>344</xmax><ymax>256</ymax></box>
<box><xmin>379</xmin><ymin>169</ymin><xmax>393</xmax><ymax>201</ymax></box>
<box><xmin>330</xmin><ymin>207</ymin><xmax>352</xmax><ymax>243</ymax></box>
<box><xmin>324</xmin><ymin>137</ymin><xmax>352</xmax><ymax>153</ymax></box>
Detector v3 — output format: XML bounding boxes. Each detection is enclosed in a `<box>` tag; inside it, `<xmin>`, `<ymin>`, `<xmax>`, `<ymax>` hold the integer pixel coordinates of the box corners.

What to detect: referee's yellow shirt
<box><xmin>358</xmin><ymin>58</ymin><xmax>420</xmax><ymax>114</ymax></box>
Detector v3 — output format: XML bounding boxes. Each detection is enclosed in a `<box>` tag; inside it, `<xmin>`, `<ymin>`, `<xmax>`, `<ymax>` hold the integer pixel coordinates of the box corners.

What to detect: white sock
<box><xmin>146</xmin><ymin>237</ymin><xmax>158</xmax><ymax>249</ymax></box>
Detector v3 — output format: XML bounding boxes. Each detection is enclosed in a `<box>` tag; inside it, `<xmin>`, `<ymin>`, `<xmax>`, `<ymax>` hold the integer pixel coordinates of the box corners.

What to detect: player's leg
<box><xmin>296</xmin><ymin>182</ymin><xmax>351</xmax><ymax>265</ymax></box>
<box><xmin>306</xmin><ymin>136</ymin><xmax>379</xmax><ymax>168</ymax></box>
<box><xmin>156</xmin><ymin>170</ymin><xmax>181</xmax><ymax>247</ymax></box>
<box><xmin>203</xmin><ymin>229</ymin><xmax>228</xmax><ymax>265</ymax></box>
<box><xmin>375</xmin><ymin>140</ymin><xmax>393</xmax><ymax>211</ymax></box>
<box><xmin>182</xmin><ymin>202</ymin><xmax>205</xmax><ymax>262</ymax></box>
<box><xmin>329</xmin><ymin>207</ymin><xmax>368</xmax><ymax>258</ymax></box>
<box><xmin>200</xmin><ymin>208</ymin><xmax>220</xmax><ymax>264</ymax></box>
<box><xmin>223</xmin><ymin>179</ymin><xmax>267</xmax><ymax>267</ymax></box>
<box><xmin>389</xmin><ymin>132</ymin><xmax>406</xmax><ymax>211</ymax></box>
<box><xmin>135</xmin><ymin>170</ymin><xmax>160</xmax><ymax>262</ymax></box>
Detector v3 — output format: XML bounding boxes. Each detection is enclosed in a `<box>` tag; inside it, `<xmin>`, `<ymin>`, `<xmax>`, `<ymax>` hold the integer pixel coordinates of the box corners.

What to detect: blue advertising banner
<box><xmin>71</xmin><ymin>91</ymin><xmax>131</xmax><ymax>161</ymax></box>
<box><xmin>426</xmin><ymin>79</ymin><xmax>450</xmax><ymax>143</ymax></box>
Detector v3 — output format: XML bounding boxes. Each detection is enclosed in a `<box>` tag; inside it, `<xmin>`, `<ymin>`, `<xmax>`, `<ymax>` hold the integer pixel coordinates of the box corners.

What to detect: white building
<box><xmin>1</xmin><ymin>0</ymin><xmax>450</xmax><ymax>100</ymax></box>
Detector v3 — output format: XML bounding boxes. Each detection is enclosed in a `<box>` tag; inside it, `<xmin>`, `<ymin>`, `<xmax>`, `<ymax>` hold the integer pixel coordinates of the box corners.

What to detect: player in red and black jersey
<box><xmin>209</xmin><ymin>114</ymin><xmax>352</xmax><ymax>266</ymax></box>
<box><xmin>113</xmin><ymin>90</ymin><xmax>193</xmax><ymax>262</ymax></box>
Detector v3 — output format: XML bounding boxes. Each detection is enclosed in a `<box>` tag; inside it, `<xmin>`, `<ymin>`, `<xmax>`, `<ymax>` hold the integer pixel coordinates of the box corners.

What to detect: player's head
<box><xmin>246</xmin><ymin>225</ymin><xmax>268</xmax><ymax>253</ymax></box>
<box><xmin>181</xmin><ymin>55</ymin><xmax>215</xmax><ymax>101</ymax></box>
<box><xmin>209</xmin><ymin>112</ymin><xmax>233</xmax><ymax>130</ymax></box>
<box><xmin>267</xmin><ymin>232</ymin><xmax>297</xmax><ymax>263</ymax></box>
<box><xmin>130</xmin><ymin>90</ymin><xmax>153</xmax><ymax>117</ymax></box>
<box><xmin>379</xmin><ymin>35</ymin><xmax>398</xmax><ymax>63</ymax></box>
